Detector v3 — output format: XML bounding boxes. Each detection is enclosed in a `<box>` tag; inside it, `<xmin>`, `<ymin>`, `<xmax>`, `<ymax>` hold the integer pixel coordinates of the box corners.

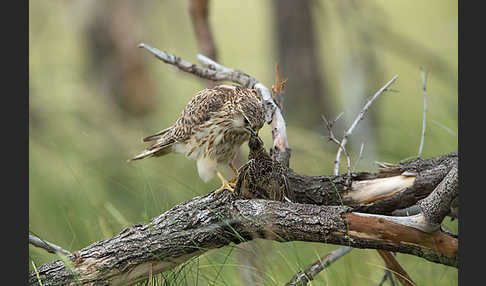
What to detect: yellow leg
<box><xmin>214</xmin><ymin>171</ymin><xmax>235</xmax><ymax>195</ymax></box>
<box><xmin>228</xmin><ymin>162</ymin><xmax>239</xmax><ymax>185</ymax></box>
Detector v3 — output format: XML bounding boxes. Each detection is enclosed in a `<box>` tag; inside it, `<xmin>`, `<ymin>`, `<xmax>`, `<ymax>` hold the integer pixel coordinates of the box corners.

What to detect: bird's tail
<box><xmin>128</xmin><ymin>143</ymin><xmax>174</xmax><ymax>162</ymax></box>
<box><xmin>142</xmin><ymin>127</ymin><xmax>172</xmax><ymax>142</ymax></box>
<box><xmin>128</xmin><ymin>127</ymin><xmax>176</xmax><ymax>162</ymax></box>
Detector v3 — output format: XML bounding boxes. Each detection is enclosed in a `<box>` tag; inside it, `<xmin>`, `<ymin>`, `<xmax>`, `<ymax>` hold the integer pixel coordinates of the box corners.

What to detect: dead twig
<box><xmin>321</xmin><ymin>113</ymin><xmax>352</xmax><ymax>178</ymax></box>
<box><xmin>271</xmin><ymin>63</ymin><xmax>288</xmax><ymax>109</ymax></box>
<box><xmin>418</xmin><ymin>67</ymin><xmax>428</xmax><ymax>158</ymax></box>
<box><xmin>29</xmin><ymin>234</ymin><xmax>72</xmax><ymax>257</ymax></box>
<box><xmin>377</xmin><ymin>269</ymin><xmax>395</xmax><ymax>286</ymax></box>
<box><xmin>334</xmin><ymin>75</ymin><xmax>399</xmax><ymax>176</ymax></box>
<box><xmin>352</xmin><ymin>142</ymin><xmax>365</xmax><ymax>172</ymax></box>
<box><xmin>377</xmin><ymin>250</ymin><xmax>416</xmax><ymax>286</ymax></box>
<box><xmin>431</xmin><ymin>120</ymin><xmax>456</xmax><ymax>137</ymax></box>
<box><xmin>285</xmin><ymin>246</ymin><xmax>352</xmax><ymax>286</ymax></box>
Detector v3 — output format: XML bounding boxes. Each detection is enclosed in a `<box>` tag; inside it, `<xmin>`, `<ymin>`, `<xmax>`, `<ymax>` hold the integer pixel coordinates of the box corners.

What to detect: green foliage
<box><xmin>29</xmin><ymin>0</ymin><xmax>457</xmax><ymax>285</ymax></box>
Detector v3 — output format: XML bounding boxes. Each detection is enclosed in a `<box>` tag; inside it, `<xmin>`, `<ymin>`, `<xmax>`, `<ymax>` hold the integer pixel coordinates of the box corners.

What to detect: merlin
<box><xmin>130</xmin><ymin>84</ymin><xmax>265</xmax><ymax>194</ymax></box>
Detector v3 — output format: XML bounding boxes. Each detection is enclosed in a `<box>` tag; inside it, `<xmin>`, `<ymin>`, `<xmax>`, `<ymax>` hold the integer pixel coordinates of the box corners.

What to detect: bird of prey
<box><xmin>129</xmin><ymin>84</ymin><xmax>265</xmax><ymax>194</ymax></box>
<box><xmin>235</xmin><ymin>133</ymin><xmax>291</xmax><ymax>202</ymax></box>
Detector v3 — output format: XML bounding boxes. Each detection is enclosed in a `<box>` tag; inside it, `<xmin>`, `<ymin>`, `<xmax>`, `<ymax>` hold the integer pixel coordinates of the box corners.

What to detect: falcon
<box><xmin>130</xmin><ymin>84</ymin><xmax>265</xmax><ymax>194</ymax></box>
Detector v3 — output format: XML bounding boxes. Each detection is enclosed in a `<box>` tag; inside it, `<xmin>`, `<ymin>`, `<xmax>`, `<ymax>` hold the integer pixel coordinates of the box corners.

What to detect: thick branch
<box><xmin>288</xmin><ymin>152</ymin><xmax>457</xmax><ymax>213</ymax></box>
<box><xmin>29</xmin><ymin>192</ymin><xmax>457</xmax><ymax>286</ymax></box>
<box><xmin>418</xmin><ymin>165</ymin><xmax>458</xmax><ymax>227</ymax></box>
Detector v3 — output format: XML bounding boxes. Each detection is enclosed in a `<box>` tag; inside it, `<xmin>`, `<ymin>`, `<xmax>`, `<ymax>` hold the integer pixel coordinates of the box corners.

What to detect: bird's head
<box><xmin>234</xmin><ymin>94</ymin><xmax>265</xmax><ymax>136</ymax></box>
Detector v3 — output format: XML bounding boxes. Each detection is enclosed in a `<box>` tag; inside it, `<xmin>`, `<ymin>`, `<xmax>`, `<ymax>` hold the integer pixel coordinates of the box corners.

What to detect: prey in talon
<box><xmin>236</xmin><ymin>133</ymin><xmax>291</xmax><ymax>202</ymax></box>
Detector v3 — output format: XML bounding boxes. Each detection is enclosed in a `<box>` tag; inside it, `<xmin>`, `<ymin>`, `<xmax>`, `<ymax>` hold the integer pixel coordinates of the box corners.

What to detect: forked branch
<box><xmin>29</xmin><ymin>152</ymin><xmax>458</xmax><ymax>286</ymax></box>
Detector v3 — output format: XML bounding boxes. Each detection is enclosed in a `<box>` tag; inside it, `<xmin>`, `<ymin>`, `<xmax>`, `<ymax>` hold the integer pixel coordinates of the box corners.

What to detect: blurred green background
<box><xmin>29</xmin><ymin>0</ymin><xmax>457</xmax><ymax>285</ymax></box>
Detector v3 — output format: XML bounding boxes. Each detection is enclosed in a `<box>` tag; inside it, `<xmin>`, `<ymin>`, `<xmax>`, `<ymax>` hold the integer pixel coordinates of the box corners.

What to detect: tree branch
<box><xmin>29</xmin><ymin>234</ymin><xmax>72</xmax><ymax>257</ymax></box>
<box><xmin>285</xmin><ymin>246</ymin><xmax>352</xmax><ymax>286</ymax></box>
<box><xmin>29</xmin><ymin>152</ymin><xmax>458</xmax><ymax>285</ymax></box>
<box><xmin>334</xmin><ymin>75</ymin><xmax>399</xmax><ymax>176</ymax></box>
<box><xmin>418</xmin><ymin>67</ymin><xmax>428</xmax><ymax>158</ymax></box>
<box><xmin>29</xmin><ymin>185</ymin><xmax>457</xmax><ymax>285</ymax></box>
<box><xmin>376</xmin><ymin>250</ymin><xmax>415</xmax><ymax>286</ymax></box>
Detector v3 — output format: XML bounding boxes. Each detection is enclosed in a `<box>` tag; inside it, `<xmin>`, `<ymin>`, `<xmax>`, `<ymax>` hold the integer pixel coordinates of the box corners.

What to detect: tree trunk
<box><xmin>273</xmin><ymin>0</ymin><xmax>328</xmax><ymax>129</ymax></box>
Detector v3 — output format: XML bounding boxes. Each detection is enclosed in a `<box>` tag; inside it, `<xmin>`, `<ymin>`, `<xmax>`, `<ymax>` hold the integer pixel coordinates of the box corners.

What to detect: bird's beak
<box><xmin>246</xmin><ymin>126</ymin><xmax>258</xmax><ymax>137</ymax></box>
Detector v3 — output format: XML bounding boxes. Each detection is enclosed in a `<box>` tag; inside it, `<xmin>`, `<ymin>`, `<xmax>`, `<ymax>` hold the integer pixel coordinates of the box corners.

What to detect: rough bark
<box><xmin>418</xmin><ymin>165</ymin><xmax>458</xmax><ymax>226</ymax></box>
<box><xmin>29</xmin><ymin>152</ymin><xmax>458</xmax><ymax>286</ymax></box>
<box><xmin>288</xmin><ymin>152</ymin><xmax>457</xmax><ymax>211</ymax></box>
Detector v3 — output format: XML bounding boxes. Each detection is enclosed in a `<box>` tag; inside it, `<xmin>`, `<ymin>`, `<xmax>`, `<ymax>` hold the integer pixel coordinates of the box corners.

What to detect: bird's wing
<box><xmin>173</xmin><ymin>86</ymin><xmax>233</xmax><ymax>140</ymax></box>
<box><xmin>130</xmin><ymin>85</ymin><xmax>237</xmax><ymax>162</ymax></box>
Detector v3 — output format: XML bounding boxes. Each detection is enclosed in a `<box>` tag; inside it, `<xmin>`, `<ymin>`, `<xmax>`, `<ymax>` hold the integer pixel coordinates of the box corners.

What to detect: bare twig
<box><xmin>418</xmin><ymin>67</ymin><xmax>428</xmax><ymax>158</ymax></box>
<box><xmin>285</xmin><ymin>246</ymin><xmax>352</xmax><ymax>286</ymax></box>
<box><xmin>378</xmin><ymin>269</ymin><xmax>395</xmax><ymax>286</ymax></box>
<box><xmin>377</xmin><ymin>250</ymin><xmax>416</xmax><ymax>286</ymax></box>
<box><xmin>322</xmin><ymin>114</ymin><xmax>352</xmax><ymax>178</ymax></box>
<box><xmin>431</xmin><ymin>120</ymin><xmax>456</xmax><ymax>137</ymax></box>
<box><xmin>334</xmin><ymin>75</ymin><xmax>399</xmax><ymax>176</ymax></box>
<box><xmin>352</xmin><ymin>142</ymin><xmax>365</xmax><ymax>172</ymax></box>
<box><xmin>29</xmin><ymin>234</ymin><xmax>72</xmax><ymax>257</ymax></box>
<box><xmin>271</xmin><ymin>63</ymin><xmax>288</xmax><ymax>109</ymax></box>
<box><xmin>138</xmin><ymin>43</ymin><xmax>253</xmax><ymax>87</ymax></box>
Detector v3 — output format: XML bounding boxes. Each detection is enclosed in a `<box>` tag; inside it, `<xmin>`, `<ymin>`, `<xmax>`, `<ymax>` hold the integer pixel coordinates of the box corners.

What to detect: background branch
<box><xmin>285</xmin><ymin>246</ymin><xmax>352</xmax><ymax>286</ymax></box>
<box><xmin>418</xmin><ymin>67</ymin><xmax>428</xmax><ymax>158</ymax></box>
<box><xmin>189</xmin><ymin>0</ymin><xmax>218</xmax><ymax>89</ymax></box>
<box><xmin>189</xmin><ymin>0</ymin><xmax>217</xmax><ymax>61</ymax></box>
<box><xmin>29</xmin><ymin>234</ymin><xmax>72</xmax><ymax>257</ymax></box>
<box><xmin>334</xmin><ymin>75</ymin><xmax>399</xmax><ymax>176</ymax></box>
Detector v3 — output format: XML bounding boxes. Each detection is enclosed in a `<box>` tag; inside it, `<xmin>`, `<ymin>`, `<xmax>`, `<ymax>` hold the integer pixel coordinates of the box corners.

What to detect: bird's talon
<box><xmin>214</xmin><ymin>182</ymin><xmax>235</xmax><ymax>196</ymax></box>
<box><xmin>229</xmin><ymin>176</ymin><xmax>238</xmax><ymax>184</ymax></box>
